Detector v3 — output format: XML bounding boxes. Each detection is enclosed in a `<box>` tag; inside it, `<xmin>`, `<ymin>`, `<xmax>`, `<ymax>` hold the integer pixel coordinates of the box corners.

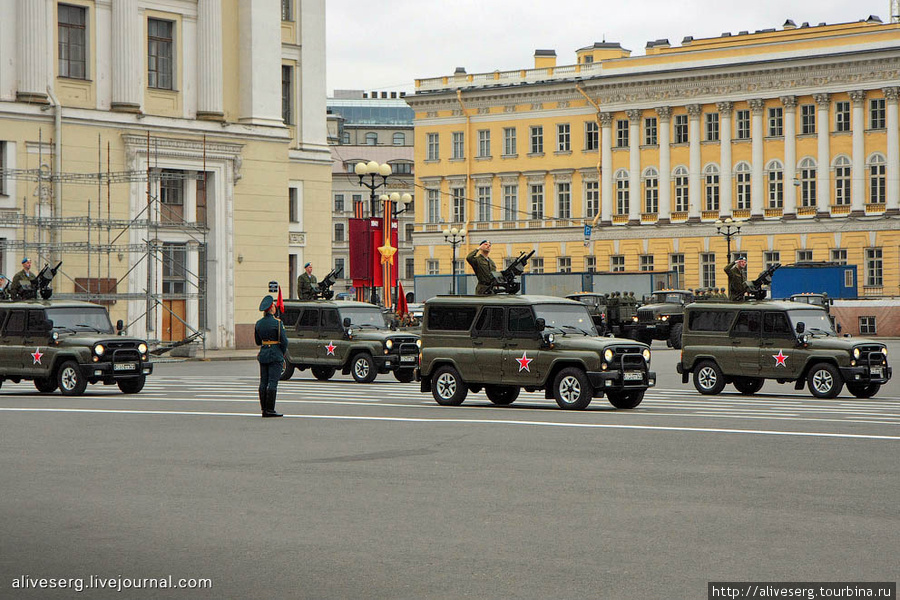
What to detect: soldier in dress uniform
<box><xmin>255</xmin><ymin>295</ymin><xmax>288</xmax><ymax>417</ymax></box>
<box><xmin>10</xmin><ymin>258</ymin><xmax>36</xmax><ymax>300</ymax></box>
<box><xmin>297</xmin><ymin>262</ymin><xmax>318</xmax><ymax>300</ymax></box>
<box><xmin>466</xmin><ymin>240</ymin><xmax>497</xmax><ymax>295</ymax></box>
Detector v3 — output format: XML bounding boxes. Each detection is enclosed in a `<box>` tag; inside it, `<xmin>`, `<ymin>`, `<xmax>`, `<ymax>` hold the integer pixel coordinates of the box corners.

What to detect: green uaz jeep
<box><xmin>0</xmin><ymin>300</ymin><xmax>153</xmax><ymax>395</ymax></box>
<box><xmin>677</xmin><ymin>300</ymin><xmax>891</xmax><ymax>399</ymax></box>
<box><xmin>418</xmin><ymin>295</ymin><xmax>655</xmax><ymax>410</ymax></box>
<box><xmin>280</xmin><ymin>300</ymin><xmax>420</xmax><ymax>383</ymax></box>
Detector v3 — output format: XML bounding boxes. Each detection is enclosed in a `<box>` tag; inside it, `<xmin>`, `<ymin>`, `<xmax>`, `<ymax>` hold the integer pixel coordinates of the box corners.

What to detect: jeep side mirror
<box><xmin>116</xmin><ymin>319</ymin><xmax>124</xmax><ymax>332</ymax></box>
<box><xmin>535</xmin><ymin>318</ymin><xmax>545</xmax><ymax>332</ymax></box>
<box><xmin>795</xmin><ymin>322</ymin><xmax>805</xmax><ymax>334</ymax></box>
<box><xmin>836</xmin><ymin>323</ymin><xmax>842</xmax><ymax>334</ymax></box>
<box><xmin>342</xmin><ymin>317</ymin><xmax>351</xmax><ymax>328</ymax></box>
<box><xmin>42</xmin><ymin>319</ymin><xmax>53</xmax><ymax>332</ymax></box>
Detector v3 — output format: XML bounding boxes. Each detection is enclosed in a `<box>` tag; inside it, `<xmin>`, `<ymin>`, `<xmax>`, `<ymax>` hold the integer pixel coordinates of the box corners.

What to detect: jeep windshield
<box><xmin>788</xmin><ymin>309</ymin><xmax>836</xmax><ymax>337</ymax></box>
<box><xmin>46</xmin><ymin>307</ymin><xmax>115</xmax><ymax>334</ymax></box>
<box><xmin>339</xmin><ymin>307</ymin><xmax>388</xmax><ymax>329</ymax></box>
<box><xmin>534</xmin><ymin>304</ymin><xmax>598</xmax><ymax>336</ymax></box>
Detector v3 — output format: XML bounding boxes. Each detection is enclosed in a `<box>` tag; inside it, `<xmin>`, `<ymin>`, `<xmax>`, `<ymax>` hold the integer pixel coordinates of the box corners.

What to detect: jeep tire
<box><xmin>552</xmin><ymin>367</ymin><xmax>593</xmax><ymax>410</ymax></box>
<box><xmin>351</xmin><ymin>353</ymin><xmax>377</xmax><ymax>383</ymax></box>
<box><xmin>846</xmin><ymin>382</ymin><xmax>880</xmax><ymax>399</ymax></box>
<box><xmin>693</xmin><ymin>360</ymin><xmax>726</xmax><ymax>395</ymax></box>
<box><xmin>57</xmin><ymin>360</ymin><xmax>88</xmax><ymax>396</ymax></box>
<box><xmin>34</xmin><ymin>377</ymin><xmax>58</xmax><ymax>394</ymax></box>
<box><xmin>668</xmin><ymin>323</ymin><xmax>683</xmax><ymax>350</ymax></box>
<box><xmin>117</xmin><ymin>376</ymin><xmax>146</xmax><ymax>394</ymax></box>
<box><xmin>807</xmin><ymin>363</ymin><xmax>843</xmax><ymax>399</ymax></box>
<box><xmin>607</xmin><ymin>389</ymin><xmax>645</xmax><ymax>409</ymax></box>
<box><xmin>733</xmin><ymin>377</ymin><xmax>764</xmax><ymax>395</ymax></box>
<box><xmin>394</xmin><ymin>368</ymin><xmax>415</xmax><ymax>383</ymax></box>
<box><xmin>280</xmin><ymin>361</ymin><xmax>295</xmax><ymax>381</ymax></box>
<box><xmin>312</xmin><ymin>366</ymin><xmax>336</xmax><ymax>381</ymax></box>
<box><xmin>485</xmin><ymin>385</ymin><xmax>519</xmax><ymax>406</ymax></box>
<box><xmin>431</xmin><ymin>365</ymin><xmax>467</xmax><ymax>406</ymax></box>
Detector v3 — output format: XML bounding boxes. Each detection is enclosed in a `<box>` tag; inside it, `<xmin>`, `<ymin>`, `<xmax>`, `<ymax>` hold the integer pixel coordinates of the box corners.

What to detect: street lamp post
<box><xmin>715</xmin><ymin>217</ymin><xmax>743</xmax><ymax>263</ymax></box>
<box><xmin>379</xmin><ymin>192</ymin><xmax>413</xmax><ymax>306</ymax></box>
<box><xmin>442</xmin><ymin>226</ymin><xmax>467</xmax><ymax>295</ymax></box>
<box><xmin>354</xmin><ymin>161</ymin><xmax>393</xmax><ymax>304</ymax></box>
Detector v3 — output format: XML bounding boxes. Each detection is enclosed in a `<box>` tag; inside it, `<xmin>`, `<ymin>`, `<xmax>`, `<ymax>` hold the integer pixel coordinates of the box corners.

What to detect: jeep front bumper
<box><xmin>81</xmin><ymin>361</ymin><xmax>153</xmax><ymax>380</ymax></box>
<box><xmin>588</xmin><ymin>370</ymin><xmax>656</xmax><ymax>393</ymax></box>
<box><xmin>839</xmin><ymin>364</ymin><xmax>892</xmax><ymax>385</ymax></box>
<box><xmin>375</xmin><ymin>352</ymin><xmax>419</xmax><ymax>371</ymax></box>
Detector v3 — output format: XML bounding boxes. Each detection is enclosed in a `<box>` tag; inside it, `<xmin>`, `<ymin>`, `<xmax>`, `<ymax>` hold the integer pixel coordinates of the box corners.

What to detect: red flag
<box><xmin>276</xmin><ymin>286</ymin><xmax>285</xmax><ymax>313</ymax></box>
<box><xmin>396</xmin><ymin>280</ymin><xmax>409</xmax><ymax>316</ymax></box>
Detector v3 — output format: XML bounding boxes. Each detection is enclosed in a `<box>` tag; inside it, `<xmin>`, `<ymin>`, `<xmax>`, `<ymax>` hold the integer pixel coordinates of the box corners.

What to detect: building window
<box><xmin>585</xmin><ymin>255</ymin><xmax>596</xmax><ymax>272</ymax></box>
<box><xmin>477</xmin><ymin>185</ymin><xmax>491</xmax><ymax>222</ymax></box>
<box><xmin>704</xmin><ymin>164</ymin><xmax>720</xmax><ymax>211</ymax></box>
<box><xmin>341</xmin><ymin>132</ymin><xmax>350</xmax><ymax>144</ymax></box>
<box><xmin>831</xmin><ymin>249</ymin><xmax>847</xmax><ymax>265</ymax></box>
<box><xmin>0</xmin><ymin>142</ymin><xmax>7</xmax><ymax>195</ymax></box>
<box><xmin>643</xmin><ymin>168</ymin><xmax>658</xmax><ymax>214</ymax></box>
<box><xmin>584</xmin><ymin>181</ymin><xmax>599</xmax><ymax>218</ymax></box>
<box><xmin>426</xmin><ymin>133</ymin><xmax>439</xmax><ymax>160</ymax></box>
<box><xmin>834</xmin><ymin>156</ymin><xmax>851</xmax><ymax>205</ymax></box>
<box><xmin>557</xmin><ymin>123</ymin><xmax>570</xmax><ymax>152</ymax></box>
<box><xmin>797</xmin><ymin>250</ymin><xmax>813</xmax><ymax>262</ymax></box>
<box><xmin>288</xmin><ymin>188</ymin><xmax>299</xmax><ymax>223</ymax></box>
<box><xmin>670</xmin><ymin>254</ymin><xmax>685</xmax><ymax>282</ymax></box>
<box><xmin>611</xmin><ymin>255</ymin><xmax>625</xmax><ymax>272</ymax></box>
<box><xmin>705</xmin><ymin>113</ymin><xmax>719</xmax><ymax>142</ymax></box>
<box><xmin>451</xmin><ymin>132</ymin><xmax>464</xmax><ymax>159</ymax></box>
<box><xmin>392</xmin><ymin>162</ymin><xmax>411</xmax><ymax>175</ymax></box>
<box><xmin>615</xmin><ymin>120</ymin><xmax>629</xmax><ymax>148</ymax></box>
<box><xmin>530</xmin><ymin>126</ymin><xmax>543</xmax><ymax>154</ymax></box>
<box><xmin>504</xmin><ymin>127</ymin><xmax>517</xmax><ymax>155</ymax></box>
<box><xmin>281</xmin><ymin>65</ymin><xmax>293</xmax><ymax>124</ymax></box>
<box><xmin>800</xmin><ymin>104</ymin><xmax>816</xmax><ymax>134</ymax></box>
<box><xmin>767</xmin><ymin>107</ymin><xmax>783</xmax><ymax>137</ymax></box>
<box><xmin>365</xmin><ymin>132</ymin><xmax>377</xmax><ymax>145</ymax></box>
<box><xmin>644</xmin><ymin>117</ymin><xmax>657</xmax><ymax>146</ymax></box>
<box><xmin>799</xmin><ymin>158</ymin><xmax>817</xmax><ymax>207</ymax></box>
<box><xmin>674</xmin><ymin>114</ymin><xmax>688</xmax><ymax>144</ymax></box>
<box><xmin>404</xmin><ymin>222</ymin><xmax>415</xmax><ymax>241</ymax></box>
<box><xmin>333</xmin><ymin>193</ymin><xmax>344</xmax><ymax>213</ymax></box>
<box><xmin>615</xmin><ymin>170</ymin><xmax>629</xmax><ymax>216</ymax></box>
<box><xmin>870</xmin><ymin>98</ymin><xmax>886</xmax><ymax>130</ymax></box>
<box><xmin>334</xmin><ymin>223</ymin><xmax>345</xmax><ymax>242</ymax></box>
<box><xmin>148</xmin><ymin>18</ymin><xmax>174</xmax><ymax>90</ymax></box>
<box><xmin>557</xmin><ymin>257</ymin><xmax>572</xmax><ymax>273</ymax></box>
<box><xmin>674</xmin><ymin>166</ymin><xmax>688</xmax><ymax>212</ymax></box>
<box><xmin>585</xmin><ymin>121</ymin><xmax>598</xmax><ymax>151</ymax></box>
<box><xmin>161</xmin><ymin>242</ymin><xmax>186</xmax><ymax>295</ymax></box>
<box><xmin>869</xmin><ymin>154</ymin><xmax>886</xmax><ymax>204</ymax></box>
<box><xmin>866</xmin><ymin>248</ymin><xmax>883</xmax><ymax>286</ymax></box>
<box><xmin>640</xmin><ymin>255</ymin><xmax>654</xmax><ymax>272</ymax></box>
<box><xmin>503</xmin><ymin>184</ymin><xmax>518</xmax><ymax>221</ymax></box>
<box><xmin>451</xmin><ymin>187</ymin><xmax>465</xmax><ymax>222</ymax></box>
<box><xmin>764</xmin><ymin>251</ymin><xmax>780</xmax><ymax>270</ymax></box>
<box><xmin>701</xmin><ymin>253</ymin><xmax>716</xmax><ymax>288</ymax></box>
<box><xmin>557</xmin><ymin>182</ymin><xmax>571</xmax><ymax>219</ymax></box>
<box><xmin>405</xmin><ymin>258</ymin><xmax>415</xmax><ymax>280</ymax></box>
<box><xmin>159</xmin><ymin>170</ymin><xmax>184</xmax><ymax>221</ymax></box>
<box><xmin>281</xmin><ymin>0</ymin><xmax>293</xmax><ymax>21</ymax></box>
<box><xmin>835</xmin><ymin>101</ymin><xmax>851</xmax><ymax>132</ymax></box>
<box><xmin>530</xmin><ymin>257</ymin><xmax>544</xmax><ymax>274</ymax></box>
<box><xmin>736</xmin><ymin>109</ymin><xmax>750</xmax><ymax>140</ymax></box>
<box><xmin>530</xmin><ymin>184</ymin><xmax>544</xmax><ymax>219</ymax></box>
<box><xmin>859</xmin><ymin>316</ymin><xmax>877</xmax><ymax>335</ymax></box>
<box><xmin>333</xmin><ymin>258</ymin><xmax>345</xmax><ymax>280</ymax></box>
<box><xmin>766</xmin><ymin>160</ymin><xmax>783</xmax><ymax>208</ymax></box>
<box><xmin>58</xmin><ymin>4</ymin><xmax>87</xmax><ymax>79</ymax></box>
<box><xmin>477</xmin><ymin>129</ymin><xmax>491</xmax><ymax>158</ymax></box>
<box><xmin>393</xmin><ymin>132</ymin><xmax>405</xmax><ymax>145</ymax></box>
<box><xmin>735</xmin><ymin>162</ymin><xmax>751</xmax><ymax>210</ymax></box>
<box><xmin>426</xmin><ymin>260</ymin><xmax>439</xmax><ymax>275</ymax></box>
<box><xmin>427</xmin><ymin>189</ymin><xmax>440</xmax><ymax>223</ymax></box>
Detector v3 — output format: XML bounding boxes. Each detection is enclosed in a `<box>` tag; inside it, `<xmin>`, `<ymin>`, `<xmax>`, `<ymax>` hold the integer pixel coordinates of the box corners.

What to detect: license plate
<box><xmin>871</xmin><ymin>367</ymin><xmax>883</xmax><ymax>377</ymax></box>
<box><xmin>400</xmin><ymin>355</ymin><xmax>416</xmax><ymax>363</ymax></box>
<box><xmin>113</xmin><ymin>363</ymin><xmax>136</xmax><ymax>371</ymax></box>
<box><xmin>623</xmin><ymin>372</ymin><xmax>643</xmax><ymax>381</ymax></box>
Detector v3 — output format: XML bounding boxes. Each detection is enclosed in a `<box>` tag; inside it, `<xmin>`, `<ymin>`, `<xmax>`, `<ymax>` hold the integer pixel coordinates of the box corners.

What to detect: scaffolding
<box><xmin>0</xmin><ymin>132</ymin><xmax>210</xmax><ymax>352</ymax></box>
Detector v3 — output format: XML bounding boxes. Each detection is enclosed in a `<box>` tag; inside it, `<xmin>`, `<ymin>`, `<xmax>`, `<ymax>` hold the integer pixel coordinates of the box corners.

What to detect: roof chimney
<box><xmin>534</xmin><ymin>49</ymin><xmax>557</xmax><ymax>69</ymax></box>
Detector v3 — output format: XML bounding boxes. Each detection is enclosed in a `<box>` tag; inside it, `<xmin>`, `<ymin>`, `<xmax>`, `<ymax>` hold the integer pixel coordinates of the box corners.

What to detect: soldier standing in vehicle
<box><xmin>297</xmin><ymin>262</ymin><xmax>317</xmax><ymax>300</ymax></box>
<box><xmin>0</xmin><ymin>274</ymin><xmax>9</xmax><ymax>300</ymax></box>
<box><xmin>466</xmin><ymin>240</ymin><xmax>497</xmax><ymax>295</ymax></box>
<box><xmin>10</xmin><ymin>258</ymin><xmax>36</xmax><ymax>300</ymax></box>
<box><xmin>725</xmin><ymin>258</ymin><xmax>749</xmax><ymax>302</ymax></box>
<box><xmin>255</xmin><ymin>295</ymin><xmax>288</xmax><ymax>417</ymax></box>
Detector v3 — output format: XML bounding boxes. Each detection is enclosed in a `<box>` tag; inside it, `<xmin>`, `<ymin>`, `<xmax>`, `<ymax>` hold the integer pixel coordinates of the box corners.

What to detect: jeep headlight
<box><xmin>642</xmin><ymin>349</ymin><xmax>651</xmax><ymax>363</ymax></box>
<box><xmin>659</xmin><ymin>315</ymin><xmax>668</xmax><ymax>321</ymax></box>
<box><xmin>94</xmin><ymin>344</ymin><xmax>105</xmax><ymax>356</ymax></box>
<box><xmin>385</xmin><ymin>339</ymin><xmax>394</xmax><ymax>350</ymax></box>
<box><xmin>632</xmin><ymin>316</ymin><xmax>638</xmax><ymax>322</ymax></box>
<box><xmin>852</xmin><ymin>348</ymin><xmax>860</xmax><ymax>360</ymax></box>
<box><xmin>882</xmin><ymin>347</ymin><xmax>888</xmax><ymax>358</ymax></box>
<box><xmin>138</xmin><ymin>343</ymin><xmax>148</xmax><ymax>354</ymax></box>
<box><xmin>416</xmin><ymin>339</ymin><xmax>422</xmax><ymax>349</ymax></box>
<box><xmin>603</xmin><ymin>349</ymin><xmax>614</xmax><ymax>362</ymax></box>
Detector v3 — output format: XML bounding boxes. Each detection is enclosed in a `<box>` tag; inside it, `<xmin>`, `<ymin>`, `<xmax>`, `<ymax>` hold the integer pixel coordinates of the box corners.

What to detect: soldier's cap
<box><xmin>21</xmin><ymin>257</ymin><xmax>29</xmax><ymax>264</ymax></box>
<box><xmin>259</xmin><ymin>295</ymin><xmax>275</xmax><ymax>312</ymax></box>
<box><xmin>0</xmin><ymin>274</ymin><xmax>6</xmax><ymax>280</ymax></box>
<box><xmin>479</xmin><ymin>240</ymin><xmax>490</xmax><ymax>246</ymax></box>
<box><xmin>304</xmin><ymin>262</ymin><xmax>311</xmax><ymax>268</ymax></box>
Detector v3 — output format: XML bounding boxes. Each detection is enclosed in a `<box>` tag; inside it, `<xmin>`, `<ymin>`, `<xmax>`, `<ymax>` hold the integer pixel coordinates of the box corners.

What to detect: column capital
<box><xmin>626</xmin><ymin>109</ymin><xmax>642</xmax><ymax>122</ymax></box>
<box><xmin>813</xmin><ymin>93</ymin><xmax>831</xmax><ymax>107</ymax></box>
<box><xmin>749</xmin><ymin>98</ymin><xmax>766</xmax><ymax>113</ymax></box>
<box><xmin>655</xmin><ymin>106</ymin><xmax>672</xmax><ymax>122</ymax></box>
<box><xmin>780</xmin><ymin>95</ymin><xmax>798</xmax><ymax>110</ymax></box>
<box><xmin>686</xmin><ymin>103</ymin><xmax>702</xmax><ymax>118</ymax></box>
<box><xmin>883</xmin><ymin>87</ymin><xmax>900</xmax><ymax>102</ymax></box>
<box><xmin>716</xmin><ymin>101</ymin><xmax>734</xmax><ymax>116</ymax></box>
<box><xmin>598</xmin><ymin>112</ymin><xmax>614</xmax><ymax>127</ymax></box>
<box><xmin>849</xmin><ymin>90</ymin><xmax>867</xmax><ymax>105</ymax></box>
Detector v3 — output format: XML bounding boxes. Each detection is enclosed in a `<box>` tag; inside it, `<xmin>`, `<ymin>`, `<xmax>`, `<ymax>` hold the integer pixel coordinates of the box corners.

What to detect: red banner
<box><xmin>349</xmin><ymin>217</ymin><xmax>398</xmax><ymax>296</ymax></box>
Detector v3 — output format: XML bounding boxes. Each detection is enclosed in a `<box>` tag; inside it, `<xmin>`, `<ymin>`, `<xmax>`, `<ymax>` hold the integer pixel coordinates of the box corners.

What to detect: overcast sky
<box><xmin>326</xmin><ymin>0</ymin><xmax>893</xmax><ymax>95</ymax></box>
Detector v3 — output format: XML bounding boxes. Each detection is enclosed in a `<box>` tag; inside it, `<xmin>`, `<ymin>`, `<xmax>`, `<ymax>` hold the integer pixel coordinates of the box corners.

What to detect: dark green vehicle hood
<box><xmin>54</xmin><ymin>335</ymin><xmax>147</xmax><ymax>348</ymax></box>
<box><xmin>350</xmin><ymin>329</ymin><xmax>419</xmax><ymax>343</ymax></box>
<box><xmin>637</xmin><ymin>303</ymin><xmax>682</xmax><ymax>315</ymax></box>
<box><xmin>550</xmin><ymin>335</ymin><xmax>648</xmax><ymax>351</ymax></box>
<box><xmin>805</xmin><ymin>336</ymin><xmax>885</xmax><ymax>352</ymax></box>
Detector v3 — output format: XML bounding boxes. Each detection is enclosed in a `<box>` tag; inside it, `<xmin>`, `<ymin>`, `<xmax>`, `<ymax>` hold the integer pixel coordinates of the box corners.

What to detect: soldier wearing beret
<box><xmin>10</xmin><ymin>257</ymin><xmax>36</xmax><ymax>300</ymax></box>
<box><xmin>466</xmin><ymin>240</ymin><xmax>497</xmax><ymax>295</ymax></box>
<box><xmin>255</xmin><ymin>295</ymin><xmax>288</xmax><ymax>417</ymax></box>
<box><xmin>297</xmin><ymin>262</ymin><xmax>318</xmax><ymax>300</ymax></box>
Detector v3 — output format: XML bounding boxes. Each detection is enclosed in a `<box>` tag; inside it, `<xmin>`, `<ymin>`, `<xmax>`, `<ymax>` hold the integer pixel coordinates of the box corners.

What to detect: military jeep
<box><xmin>0</xmin><ymin>300</ymin><xmax>153</xmax><ymax>395</ymax></box>
<box><xmin>418</xmin><ymin>295</ymin><xmax>655</xmax><ymax>410</ymax></box>
<box><xmin>677</xmin><ymin>300</ymin><xmax>891</xmax><ymax>399</ymax></box>
<box><xmin>633</xmin><ymin>289</ymin><xmax>695</xmax><ymax>349</ymax></box>
<box><xmin>280</xmin><ymin>300</ymin><xmax>420</xmax><ymax>383</ymax></box>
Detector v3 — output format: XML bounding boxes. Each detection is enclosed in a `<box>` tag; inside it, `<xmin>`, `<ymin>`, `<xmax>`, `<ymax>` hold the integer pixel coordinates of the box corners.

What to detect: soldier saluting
<box><xmin>255</xmin><ymin>295</ymin><xmax>288</xmax><ymax>417</ymax></box>
<box><xmin>725</xmin><ymin>258</ymin><xmax>749</xmax><ymax>302</ymax></box>
<box><xmin>297</xmin><ymin>261</ymin><xmax>317</xmax><ymax>300</ymax></box>
<box><xmin>10</xmin><ymin>257</ymin><xmax>36</xmax><ymax>300</ymax></box>
<box><xmin>466</xmin><ymin>240</ymin><xmax>496</xmax><ymax>295</ymax></box>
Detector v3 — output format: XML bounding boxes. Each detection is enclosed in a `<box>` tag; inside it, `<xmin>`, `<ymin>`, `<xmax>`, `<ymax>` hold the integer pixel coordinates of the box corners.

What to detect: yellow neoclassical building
<box><xmin>407</xmin><ymin>17</ymin><xmax>900</xmax><ymax>297</ymax></box>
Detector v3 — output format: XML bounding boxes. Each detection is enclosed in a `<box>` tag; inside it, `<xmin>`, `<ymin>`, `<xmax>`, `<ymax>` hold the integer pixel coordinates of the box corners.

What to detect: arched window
<box><xmin>833</xmin><ymin>156</ymin><xmax>851</xmax><ymax>206</ymax></box>
<box><xmin>766</xmin><ymin>159</ymin><xmax>783</xmax><ymax>208</ymax></box>
<box><xmin>393</xmin><ymin>132</ymin><xmax>406</xmax><ymax>145</ymax></box>
<box><xmin>365</xmin><ymin>132</ymin><xmax>378</xmax><ymax>145</ymax></box>
<box><xmin>704</xmin><ymin>164</ymin><xmax>720</xmax><ymax>211</ymax></box>
<box><xmin>868</xmin><ymin>153</ymin><xmax>886</xmax><ymax>204</ymax></box>
<box><xmin>798</xmin><ymin>158</ymin><xmax>817</xmax><ymax>208</ymax></box>
<box><xmin>673</xmin><ymin>166</ymin><xmax>688</xmax><ymax>212</ymax></box>
<box><xmin>615</xmin><ymin>169</ymin><xmax>629</xmax><ymax>216</ymax></box>
<box><xmin>643</xmin><ymin>167</ymin><xmax>659</xmax><ymax>214</ymax></box>
<box><xmin>734</xmin><ymin>162</ymin><xmax>751</xmax><ymax>210</ymax></box>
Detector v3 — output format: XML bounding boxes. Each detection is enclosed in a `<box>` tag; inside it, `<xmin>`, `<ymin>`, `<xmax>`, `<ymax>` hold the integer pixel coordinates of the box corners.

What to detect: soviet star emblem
<box><xmin>772</xmin><ymin>350</ymin><xmax>789</xmax><ymax>367</ymax></box>
<box><xmin>325</xmin><ymin>342</ymin><xmax>336</xmax><ymax>356</ymax></box>
<box><xmin>32</xmin><ymin>348</ymin><xmax>44</xmax><ymax>364</ymax></box>
<box><xmin>516</xmin><ymin>352</ymin><xmax>533</xmax><ymax>372</ymax></box>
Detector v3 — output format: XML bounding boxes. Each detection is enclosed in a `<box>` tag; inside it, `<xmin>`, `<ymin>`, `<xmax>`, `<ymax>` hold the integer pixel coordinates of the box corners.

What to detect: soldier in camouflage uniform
<box><xmin>725</xmin><ymin>258</ymin><xmax>749</xmax><ymax>302</ymax></box>
<box><xmin>466</xmin><ymin>240</ymin><xmax>497</xmax><ymax>295</ymax></box>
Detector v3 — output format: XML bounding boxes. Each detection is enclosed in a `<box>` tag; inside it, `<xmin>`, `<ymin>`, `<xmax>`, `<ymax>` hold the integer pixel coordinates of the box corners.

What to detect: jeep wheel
<box><xmin>846</xmin><ymin>383</ymin><xmax>881</xmax><ymax>399</ymax></box>
<box><xmin>34</xmin><ymin>377</ymin><xmax>58</xmax><ymax>394</ymax></box>
<box><xmin>117</xmin><ymin>376</ymin><xmax>146</xmax><ymax>394</ymax></box>
<box><xmin>279</xmin><ymin>362</ymin><xmax>295</xmax><ymax>381</ymax></box>
<box><xmin>552</xmin><ymin>367</ymin><xmax>593</xmax><ymax>410</ymax></box>
<box><xmin>57</xmin><ymin>360</ymin><xmax>88</xmax><ymax>396</ymax></box>
<box><xmin>312</xmin><ymin>366</ymin><xmax>336</xmax><ymax>381</ymax></box>
<box><xmin>393</xmin><ymin>368</ymin><xmax>415</xmax><ymax>384</ymax></box>
<box><xmin>351</xmin><ymin>353</ymin><xmax>377</xmax><ymax>383</ymax></box>
<box><xmin>485</xmin><ymin>385</ymin><xmax>519</xmax><ymax>406</ymax></box>
<box><xmin>606</xmin><ymin>389</ymin><xmax>645</xmax><ymax>409</ymax></box>
<box><xmin>807</xmin><ymin>363</ymin><xmax>843</xmax><ymax>399</ymax></box>
<box><xmin>733</xmin><ymin>377</ymin><xmax>764</xmax><ymax>395</ymax></box>
<box><xmin>693</xmin><ymin>360</ymin><xmax>725</xmax><ymax>395</ymax></box>
<box><xmin>668</xmin><ymin>323</ymin><xmax>683</xmax><ymax>350</ymax></box>
<box><xmin>431</xmin><ymin>365</ymin><xmax>467</xmax><ymax>406</ymax></box>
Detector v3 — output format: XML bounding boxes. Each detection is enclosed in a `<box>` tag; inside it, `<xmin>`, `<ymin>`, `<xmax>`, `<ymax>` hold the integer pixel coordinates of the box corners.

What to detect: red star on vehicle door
<box><xmin>516</xmin><ymin>352</ymin><xmax>533</xmax><ymax>372</ymax></box>
<box><xmin>325</xmin><ymin>342</ymin><xmax>336</xmax><ymax>356</ymax></box>
<box><xmin>32</xmin><ymin>348</ymin><xmax>43</xmax><ymax>364</ymax></box>
<box><xmin>772</xmin><ymin>350</ymin><xmax>789</xmax><ymax>367</ymax></box>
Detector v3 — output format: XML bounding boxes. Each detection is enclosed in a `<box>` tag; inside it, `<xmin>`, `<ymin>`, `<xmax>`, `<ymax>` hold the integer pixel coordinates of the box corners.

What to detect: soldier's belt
<box><xmin>261</xmin><ymin>341</ymin><xmax>280</xmax><ymax>345</ymax></box>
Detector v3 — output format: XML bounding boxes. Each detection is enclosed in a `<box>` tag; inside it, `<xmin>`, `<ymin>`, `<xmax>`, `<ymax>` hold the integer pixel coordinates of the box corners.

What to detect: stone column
<box><xmin>687</xmin><ymin>104</ymin><xmax>702</xmax><ymax>219</ymax></box>
<box><xmin>627</xmin><ymin>109</ymin><xmax>642</xmax><ymax>222</ymax></box>
<box><xmin>197</xmin><ymin>0</ymin><xmax>224</xmax><ymax>120</ymax></box>
<box><xmin>111</xmin><ymin>0</ymin><xmax>142</xmax><ymax>112</ymax></box>
<box><xmin>16</xmin><ymin>0</ymin><xmax>50</xmax><ymax>103</ymax></box>
<box><xmin>656</xmin><ymin>107</ymin><xmax>672</xmax><ymax>222</ymax></box>
<box><xmin>814</xmin><ymin>93</ymin><xmax>831</xmax><ymax>215</ymax></box>
<box><xmin>600</xmin><ymin>112</ymin><xmax>613</xmax><ymax>224</ymax></box>
<box><xmin>717</xmin><ymin>102</ymin><xmax>733</xmax><ymax>217</ymax></box>
<box><xmin>850</xmin><ymin>90</ymin><xmax>866</xmax><ymax>214</ymax></box>
<box><xmin>750</xmin><ymin>99</ymin><xmax>766</xmax><ymax>217</ymax></box>
<box><xmin>884</xmin><ymin>87</ymin><xmax>900</xmax><ymax>214</ymax></box>
<box><xmin>781</xmin><ymin>96</ymin><xmax>797</xmax><ymax>217</ymax></box>
<box><xmin>239</xmin><ymin>0</ymin><xmax>283</xmax><ymax>126</ymax></box>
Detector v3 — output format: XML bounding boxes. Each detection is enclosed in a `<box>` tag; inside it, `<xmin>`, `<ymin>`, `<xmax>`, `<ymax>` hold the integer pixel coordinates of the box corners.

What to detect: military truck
<box><xmin>565</xmin><ymin>292</ymin><xmax>609</xmax><ymax>335</ymax></box>
<box><xmin>633</xmin><ymin>289</ymin><xmax>695</xmax><ymax>349</ymax></box>
<box><xmin>677</xmin><ymin>300</ymin><xmax>891</xmax><ymax>399</ymax></box>
<box><xmin>279</xmin><ymin>300</ymin><xmax>420</xmax><ymax>383</ymax></box>
<box><xmin>418</xmin><ymin>295</ymin><xmax>655</xmax><ymax>410</ymax></box>
<box><xmin>0</xmin><ymin>300</ymin><xmax>153</xmax><ymax>395</ymax></box>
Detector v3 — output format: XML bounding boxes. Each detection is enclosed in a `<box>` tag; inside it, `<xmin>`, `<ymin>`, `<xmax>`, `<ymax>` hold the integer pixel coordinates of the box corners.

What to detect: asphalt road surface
<box><xmin>1</xmin><ymin>343</ymin><xmax>898</xmax><ymax>599</ymax></box>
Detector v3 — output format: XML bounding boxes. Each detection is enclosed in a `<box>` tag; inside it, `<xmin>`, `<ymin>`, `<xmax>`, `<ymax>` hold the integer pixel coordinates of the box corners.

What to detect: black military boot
<box><xmin>258</xmin><ymin>389</ymin><xmax>266</xmax><ymax>416</ymax></box>
<box><xmin>263</xmin><ymin>389</ymin><xmax>282</xmax><ymax>418</ymax></box>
